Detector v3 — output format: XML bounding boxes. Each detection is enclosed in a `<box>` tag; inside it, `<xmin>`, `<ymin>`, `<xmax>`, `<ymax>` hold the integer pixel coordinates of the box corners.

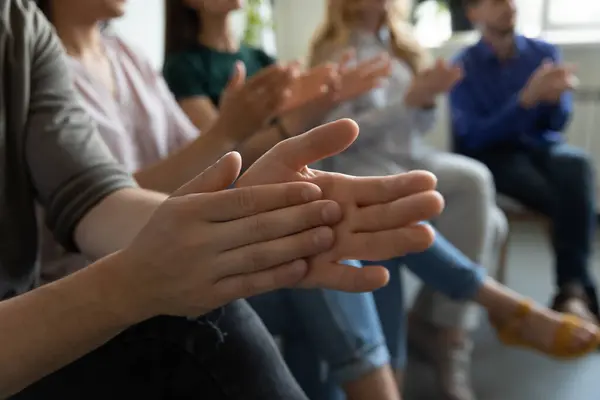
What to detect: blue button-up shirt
<box><xmin>450</xmin><ymin>35</ymin><xmax>572</xmax><ymax>154</ymax></box>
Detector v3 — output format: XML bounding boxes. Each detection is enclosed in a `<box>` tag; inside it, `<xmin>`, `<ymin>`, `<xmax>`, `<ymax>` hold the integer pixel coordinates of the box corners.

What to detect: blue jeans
<box><xmin>474</xmin><ymin>143</ymin><xmax>598</xmax><ymax>312</ymax></box>
<box><xmin>364</xmin><ymin>228</ymin><xmax>486</xmax><ymax>369</ymax></box>
<box><xmin>259</xmin><ymin>231</ymin><xmax>487</xmax><ymax>399</ymax></box>
<box><xmin>248</xmin><ymin>260</ymin><xmax>390</xmax><ymax>400</ymax></box>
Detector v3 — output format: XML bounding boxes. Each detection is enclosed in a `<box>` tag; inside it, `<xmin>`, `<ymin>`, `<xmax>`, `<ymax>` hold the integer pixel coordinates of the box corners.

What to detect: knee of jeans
<box><xmin>328</xmin><ymin>342</ymin><xmax>391</xmax><ymax>385</ymax></box>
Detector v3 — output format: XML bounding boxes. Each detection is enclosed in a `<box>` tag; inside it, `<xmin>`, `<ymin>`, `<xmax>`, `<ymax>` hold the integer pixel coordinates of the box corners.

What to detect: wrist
<box><xmin>208</xmin><ymin>119</ymin><xmax>243</xmax><ymax>149</ymax></box>
<box><xmin>88</xmin><ymin>251</ymin><xmax>155</xmax><ymax>326</ymax></box>
<box><xmin>519</xmin><ymin>90</ymin><xmax>536</xmax><ymax>109</ymax></box>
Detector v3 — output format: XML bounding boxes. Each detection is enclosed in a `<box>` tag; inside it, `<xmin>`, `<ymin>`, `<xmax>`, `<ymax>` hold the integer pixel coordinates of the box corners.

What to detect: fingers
<box><xmin>172</xmin><ymin>152</ymin><xmax>242</xmax><ymax>197</ymax></box>
<box><xmin>344</xmin><ymin>223</ymin><xmax>436</xmax><ymax>261</ymax></box>
<box><xmin>219</xmin><ymin>200</ymin><xmax>342</xmax><ymax>249</ymax></box>
<box><xmin>541</xmin><ymin>58</ymin><xmax>554</xmax><ymax>69</ymax></box>
<box><xmin>217</xmin><ymin>226</ymin><xmax>335</xmax><ymax>276</ymax></box>
<box><xmin>195</xmin><ymin>182</ymin><xmax>324</xmax><ymax>221</ymax></box>
<box><xmin>353</xmin><ymin>190</ymin><xmax>444</xmax><ymax>232</ymax></box>
<box><xmin>225</xmin><ymin>61</ymin><xmax>247</xmax><ymax>92</ymax></box>
<box><xmin>338</xmin><ymin>53</ymin><xmax>391</xmax><ymax>100</ymax></box>
<box><xmin>251</xmin><ymin>66</ymin><xmax>297</xmax><ymax>116</ymax></box>
<box><xmin>272</xmin><ymin>119</ymin><xmax>359</xmax><ymax>170</ymax></box>
<box><xmin>352</xmin><ymin>170</ymin><xmax>438</xmax><ymax>206</ymax></box>
<box><xmin>216</xmin><ymin>259</ymin><xmax>309</xmax><ymax>301</ymax></box>
<box><xmin>351</xmin><ymin>53</ymin><xmax>391</xmax><ymax>78</ymax></box>
<box><xmin>339</xmin><ymin>48</ymin><xmax>356</xmax><ymax>73</ymax></box>
<box><xmin>282</xmin><ymin>64</ymin><xmax>338</xmax><ymax>112</ymax></box>
<box><xmin>244</xmin><ymin>63</ymin><xmax>289</xmax><ymax>90</ymax></box>
<box><xmin>298</xmin><ymin>260</ymin><xmax>390</xmax><ymax>292</ymax></box>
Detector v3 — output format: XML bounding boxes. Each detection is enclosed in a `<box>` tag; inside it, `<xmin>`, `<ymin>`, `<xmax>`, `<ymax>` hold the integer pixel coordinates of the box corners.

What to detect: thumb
<box><xmin>225</xmin><ymin>61</ymin><xmax>247</xmax><ymax>92</ymax></box>
<box><xmin>270</xmin><ymin>119</ymin><xmax>359</xmax><ymax>170</ymax></box>
<box><xmin>172</xmin><ymin>152</ymin><xmax>242</xmax><ymax>197</ymax></box>
<box><xmin>540</xmin><ymin>58</ymin><xmax>554</xmax><ymax>70</ymax></box>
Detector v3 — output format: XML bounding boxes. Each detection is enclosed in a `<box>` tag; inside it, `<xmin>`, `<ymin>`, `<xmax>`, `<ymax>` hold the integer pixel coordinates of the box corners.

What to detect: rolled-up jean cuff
<box><xmin>329</xmin><ymin>340</ymin><xmax>390</xmax><ymax>385</ymax></box>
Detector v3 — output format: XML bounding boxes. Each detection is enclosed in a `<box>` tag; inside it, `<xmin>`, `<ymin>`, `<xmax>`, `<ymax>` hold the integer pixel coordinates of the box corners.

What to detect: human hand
<box><xmin>237</xmin><ymin>119</ymin><xmax>444</xmax><ymax>292</ymax></box>
<box><xmin>520</xmin><ymin>59</ymin><xmax>577</xmax><ymax>107</ymax></box>
<box><xmin>114</xmin><ymin>152</ymin><xmax>345</xmax><ymax>319</ymax></box>
<box><xmin>336</xmin><ymin>50</ymin><xmax>392</xmax><ymax>102</ymax></box>
<box><xmin>279</xmin><ymin>63</ymin><xmax>338</xmax><ymax>114</ymax></box>
<box><xmin>275</xmin><ymin>63</ymin><xmax>339</xmax><ymax>136</ymax></box>
<box><xmin>276</xmin><ymin>51</ymin><xmax>393</xmax><ymax>136</ymax></box>
<box><xmin>405</xmin><ymin>59</ymin><xmax>462</xmax><ymax>108</ymax></box>
<box><xmin>217</xmin><ymin>61</ymin><xmax>298</xmax><ymax>142</ymax></box>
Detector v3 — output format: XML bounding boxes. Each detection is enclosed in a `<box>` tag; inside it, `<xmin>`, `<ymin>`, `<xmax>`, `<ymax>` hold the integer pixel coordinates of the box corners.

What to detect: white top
<box><xmin>314</xmin><ymin>29</ymin><xmax>437</xmax><ymax>176</ymax></box>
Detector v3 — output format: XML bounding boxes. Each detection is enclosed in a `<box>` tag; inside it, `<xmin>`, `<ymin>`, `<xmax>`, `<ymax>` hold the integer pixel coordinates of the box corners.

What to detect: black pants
<box><xmin>473</xmin><ymin>143</ymin><xmax>598</xmax><ymax>314</ymax></box>
<box><xmin>12</xmin><ymin>300</ymin><xmax>307</xmax><ymax>400</ymax></box>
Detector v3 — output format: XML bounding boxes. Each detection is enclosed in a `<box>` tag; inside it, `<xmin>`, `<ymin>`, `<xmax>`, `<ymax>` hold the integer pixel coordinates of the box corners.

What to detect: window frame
<box><xmin>541</xmin><ymin>0</ymin><xmax>600</xmax><ymax>31</ymax></box>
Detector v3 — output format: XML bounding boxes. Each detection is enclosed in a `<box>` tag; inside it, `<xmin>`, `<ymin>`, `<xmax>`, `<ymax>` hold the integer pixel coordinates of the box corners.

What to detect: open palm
<box><xmin>237</xmin><ymin>119</ymin><xmax>444</xmax><ymax>291</ymax></box>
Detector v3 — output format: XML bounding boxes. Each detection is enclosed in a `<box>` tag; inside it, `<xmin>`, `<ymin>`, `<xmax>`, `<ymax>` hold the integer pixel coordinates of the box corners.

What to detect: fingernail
<box><xmin>302</xmin><ymin>185</ymin><xmax>322</xmax><ymax>202</ymax></box>
<box><xmin>313</xmin><ymin>228</ymin><xmax>334</xmax><ymax>247</ymax></box>
<box><xmin>321</xmin><ymin>202</ymin><xmax>342</xmax><ymax>224</ymax></box>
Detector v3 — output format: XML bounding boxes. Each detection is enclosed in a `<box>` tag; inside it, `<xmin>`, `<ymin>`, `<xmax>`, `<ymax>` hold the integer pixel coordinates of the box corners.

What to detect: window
<box><xmin>517</xmin><ymin>0</ymin><xmax>600</xmax><ymax>33</ymax></box>
<box><xmin>414</xmin><ymin>0</ymin><xmax>600</xmax><ymax>47</ymax></box>
<box><xmin>547</xmin><ymin>0</ymin><xmax>600</xmax><ymax>28</ymax></box>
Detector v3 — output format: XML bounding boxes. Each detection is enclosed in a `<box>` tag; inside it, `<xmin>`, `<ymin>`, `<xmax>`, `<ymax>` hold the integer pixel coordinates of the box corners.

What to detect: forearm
<box><xmin>0</xmin><ymin>253</ymin><xmax>137</xmax><ymax>397</ymax></box>
<box><xmin>134</xmin><ymin>129</ymin><xmax>236</xmax><ymax>193</ymax></box>
<box><xmin>545</xmin><ymin>92</ymin><xmax>573</xmax><ymax>132</ymax></box>
<box><xmin>452</xmin><ymin>94</ymin><xmax>538</xmax><ymax>151</ymax></box>
<box><xmin>74</xmin><ymin>188</ymin><xmax>167</xmax><ymax>261</ymax></box>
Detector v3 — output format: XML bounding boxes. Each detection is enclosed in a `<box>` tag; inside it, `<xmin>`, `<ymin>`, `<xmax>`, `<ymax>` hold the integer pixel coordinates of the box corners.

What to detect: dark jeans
<box><xmin>12</xmin><ymin>300</ymin><xmax>307</xmax><ymax>400</ymax></box>
<box><xmin>473</xmin><ymin>143</ymin><xmax>598</xmax><ymax>310</ymax></box>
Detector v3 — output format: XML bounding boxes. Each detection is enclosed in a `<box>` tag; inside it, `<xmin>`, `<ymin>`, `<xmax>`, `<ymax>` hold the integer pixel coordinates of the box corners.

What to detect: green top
<box><xmin>163</xmin><ymin>43</ymin><xmax>275</xmax><ymax>107</ymax></box>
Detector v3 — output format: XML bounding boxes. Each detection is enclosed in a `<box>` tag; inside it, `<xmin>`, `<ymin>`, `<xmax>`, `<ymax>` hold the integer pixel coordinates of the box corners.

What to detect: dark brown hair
<box><xmin>462</xmin><ymin>0</ymin><xmax>482</xmax><ymax>8</ymax></box>
<box><xmin>164</xmin><ymin>0</ymin><xmax>201</xmax><ymax>55</ymax></box>
<box><xmin>36</xmin><ymin>0</ymin><xmax>51</xmax><ymax>20</ymax></box>
<box><xmin>35</xmin><ymin>0</ymin><xmax>109</xmax><ymax>29</ymax></box>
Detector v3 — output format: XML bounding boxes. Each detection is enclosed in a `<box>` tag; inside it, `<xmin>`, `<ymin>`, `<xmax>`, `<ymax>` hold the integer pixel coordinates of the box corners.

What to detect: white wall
<box><xmin>111</xmin><ymin>0</ymin><xmax>165</xmax><ymax>70</ymax></box>
<box><xmin>273</xmin><ymin>0</ymin><xmax>325</xmax><ymax>62</ymax></box>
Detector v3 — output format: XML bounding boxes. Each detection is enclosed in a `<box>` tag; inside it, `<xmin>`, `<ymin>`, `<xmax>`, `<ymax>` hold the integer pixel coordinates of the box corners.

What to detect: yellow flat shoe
<box><xmin>491</xmin><ymin>300</ymin><xmax>600</xmax><ymax>360</ymax></box>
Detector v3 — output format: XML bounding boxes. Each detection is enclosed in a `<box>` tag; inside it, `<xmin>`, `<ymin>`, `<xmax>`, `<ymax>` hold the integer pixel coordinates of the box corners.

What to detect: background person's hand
<box><xmin>236</xmin><ymin>119</ymin><xmax>444</xmax><ymax>292</ymax></box>
<box><xmin>114</xmin><ymin>152</ymin><xmax>345</xmax><ymax>319</ymax></box>
<box><xmin>405</xmin><ymin>59</ymin><xmax>463</xmax><ymax>108</ymax></box>
<box><xmin>519</xmin><ymin>60</ymin><xmax>577</xmax><ymax>107</ymax></box>
<box><xmin>217</xmin><ymin>61</ymin><xmax>298</xmax><ymax>142</ymax></box>
<box><xmin>336</xmin><ymin>50</ymin><xmax>392</xmax><ymax>102</ymax></box>
<box><xmin>276</xmin><ymin>52</ymin><xmax>393</xmax><ymax>137</ymax></box>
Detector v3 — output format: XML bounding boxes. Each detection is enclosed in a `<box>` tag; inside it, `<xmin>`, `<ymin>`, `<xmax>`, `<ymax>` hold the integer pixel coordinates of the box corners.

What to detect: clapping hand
<box><xmin>237</xmin><ymin>119</ymin><xmax>444</xmax><ymax>292</ymax></box>
<box><xmin>520</xmin><ymin>59</ymin><xmax>577</xmax><ymax>108</ymax></box>
<box><xmin>405</xmin><ymin>58</ymin><xmax>463</xmax><ymax>108</ymax></box>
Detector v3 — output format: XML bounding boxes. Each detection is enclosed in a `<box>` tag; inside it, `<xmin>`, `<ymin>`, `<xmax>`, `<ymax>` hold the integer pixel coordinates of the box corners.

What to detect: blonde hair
<box><xmin>308</xmin><ymin>0</ymin><xmax>429</xmax><ymax>73</ymax></box>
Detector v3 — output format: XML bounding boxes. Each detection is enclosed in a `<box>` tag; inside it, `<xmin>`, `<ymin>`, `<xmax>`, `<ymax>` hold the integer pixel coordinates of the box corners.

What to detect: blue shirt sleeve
<box><xmin>449</xmin><ymin>76</ymin><xmax>538</xmax><ymax>152</ymax></box>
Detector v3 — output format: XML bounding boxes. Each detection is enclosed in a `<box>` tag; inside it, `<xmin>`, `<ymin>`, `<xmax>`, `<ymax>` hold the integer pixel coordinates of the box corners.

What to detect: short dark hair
<box><xmin>164</xmin><ymin>0</ymin><xmax>201</xmax><ymax>56</ymax></box>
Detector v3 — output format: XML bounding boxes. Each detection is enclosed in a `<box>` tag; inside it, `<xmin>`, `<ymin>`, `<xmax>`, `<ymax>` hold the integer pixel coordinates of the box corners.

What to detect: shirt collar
<box><xmin>474</xmin><ymin>34</ymin><xmax>527</xmax><ymax>62</ymax></box>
